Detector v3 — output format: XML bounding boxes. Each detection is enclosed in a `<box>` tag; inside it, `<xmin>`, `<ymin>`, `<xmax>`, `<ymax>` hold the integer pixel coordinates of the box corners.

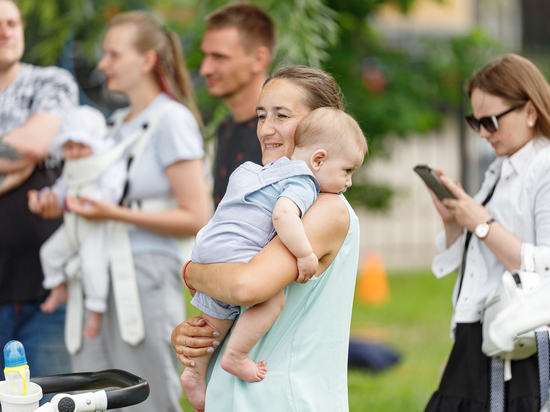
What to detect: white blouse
<box><xmin>432</xmin><ymin>138</ymin><xmax>550</xmax><ymax>337</ymax></box>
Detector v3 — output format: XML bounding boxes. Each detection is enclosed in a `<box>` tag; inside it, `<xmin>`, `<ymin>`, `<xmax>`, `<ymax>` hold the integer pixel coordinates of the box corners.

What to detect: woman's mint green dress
<box><xmin>204</xmin><ymin>195</ymin><xmax>359</xmax><ymax>411</ymax></box>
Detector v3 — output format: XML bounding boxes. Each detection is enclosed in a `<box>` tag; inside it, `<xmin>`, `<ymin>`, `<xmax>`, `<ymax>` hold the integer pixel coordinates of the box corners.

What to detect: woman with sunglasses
<box><xmin>424</xmin><ymin>54</ymin><xmax>550</xmax><ymax>412</ymax></box>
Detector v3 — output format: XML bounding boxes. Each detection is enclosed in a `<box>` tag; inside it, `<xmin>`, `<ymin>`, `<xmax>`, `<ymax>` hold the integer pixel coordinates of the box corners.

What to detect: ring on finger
<box><xmin>183</xmin><ymin>337</ymin><xmax>188</xmax><ymax>347</ymax></box>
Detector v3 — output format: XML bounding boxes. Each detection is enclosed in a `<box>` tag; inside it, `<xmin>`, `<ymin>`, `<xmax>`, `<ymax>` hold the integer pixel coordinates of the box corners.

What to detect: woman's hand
<box><xmin>27</xmin><ymin>189</ymin><xmax>63</xmax><ymax>219</ymax></box>
<box><xmin>440</xmin><ymin>175</ymin><xmax>492</xmax><ymax>232</ymax></box>
<box><xmin>437</xmin><ymin>171</ymin><xmax>523</xmax><ymax>271</ymax></box>
<box><xmin>425</xmin><ymin>170</ymin><xmax>463</xmax><ymax>246</ymax></box>
<box><xmin>429</xmin><ymin>190</ymin><xmax>455</xmax><ymax>224</ymax></box>
<box><xmin>65</xmin><ymin>196</ymin><xmax>118</xmax><ymax>220</ymax></box>
<box><xmin>171</xmin><ymin>317</ymin><xmax>221</xmax><ymax>367</ymax></box>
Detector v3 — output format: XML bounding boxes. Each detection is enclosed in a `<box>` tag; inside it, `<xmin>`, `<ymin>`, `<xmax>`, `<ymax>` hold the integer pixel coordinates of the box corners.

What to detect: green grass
<box><xmin>348</xmin><ymin>270</ymin><xmax>455</xmax><ymax>412</ymax></box>
<box><xmin>180</xmin><ymin>269</ymin><xmax>456</xmax><ymax>412</ymax></box>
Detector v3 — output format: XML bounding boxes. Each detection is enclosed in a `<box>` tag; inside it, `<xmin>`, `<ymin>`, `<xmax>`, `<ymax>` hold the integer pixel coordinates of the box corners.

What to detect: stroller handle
<box><xmin>31</xmin><ymin>369</ymin><xmax>149</xmax><ymax>409</ymax></box>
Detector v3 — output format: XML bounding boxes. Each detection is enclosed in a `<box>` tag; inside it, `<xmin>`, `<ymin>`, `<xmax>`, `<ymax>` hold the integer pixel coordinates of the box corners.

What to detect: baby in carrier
<box><xmin>28</xmin><ymin>105</ymin><xmax>126</xmax><ymax>338</ymax></box>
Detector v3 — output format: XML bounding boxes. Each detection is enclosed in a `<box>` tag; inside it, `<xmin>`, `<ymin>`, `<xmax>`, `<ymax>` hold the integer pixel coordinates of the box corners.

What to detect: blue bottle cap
<box><xmin>3</xmin><ymin>340</ymin><xmax>27</xmax><ymax>368</ymax></box>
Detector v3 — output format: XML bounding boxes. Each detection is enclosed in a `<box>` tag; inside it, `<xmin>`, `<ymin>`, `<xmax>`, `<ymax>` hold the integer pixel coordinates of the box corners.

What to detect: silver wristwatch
<box><xmin>474</xmin><ymin>218</ymin><xmax>495</xmax><ymax>239</ymax></box>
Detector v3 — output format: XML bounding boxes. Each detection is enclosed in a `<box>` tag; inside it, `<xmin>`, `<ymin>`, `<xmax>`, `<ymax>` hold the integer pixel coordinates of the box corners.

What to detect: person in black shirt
<box><xmin>0</xmin><ymin>0</ymin><xmax>79</xmax><ymax>380</ymax></box>
<box><xmin>199</xmin><ymin>2</ymin><xmax>277</xmax><ymax>207</ymax></box>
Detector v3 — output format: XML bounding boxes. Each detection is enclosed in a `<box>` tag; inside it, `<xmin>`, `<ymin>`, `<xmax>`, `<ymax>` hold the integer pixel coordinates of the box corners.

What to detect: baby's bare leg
<box><xmin>40</xmin><ymin>283</ymin><xmax>68</xmax><ymax>313</ymax></box>
<box><xmin>221</xmin><ymin>289</ymin><xmax>285</xmax><ymax>382</ymax></box>
<box><xmin>83</xmin><ymin>311</ymin><xmax>103</xmax><ymax>338</ymax></box>
<box><xmin>180</xmin><ymin>314</ymin><xmax>233</xmax><ymax>412</ymax></box>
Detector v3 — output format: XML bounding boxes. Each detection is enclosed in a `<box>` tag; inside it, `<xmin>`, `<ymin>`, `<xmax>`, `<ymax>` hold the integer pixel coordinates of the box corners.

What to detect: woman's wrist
<box><xmin>470</xmin><ymin>209</ymin><xmax>493</xmax><ymax>233</ymax></box>
<box><xmin>182</xmin><ymin>260</ymin><xmax>195</xmax><ymax>290</ymax></box>
<box><xmin>109</xmin><ymin>203</ymin><xmax>130</xmax><ymax>222</ymax></box>
<box><xmin>109</xmin><ymin>203</ymin><xmax>142</xmax><ymax>224</ymax></box>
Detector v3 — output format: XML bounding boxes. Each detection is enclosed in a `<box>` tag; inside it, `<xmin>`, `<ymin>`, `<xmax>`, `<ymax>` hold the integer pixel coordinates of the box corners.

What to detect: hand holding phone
<box><xmin>413</xmin><ymin>164</ymin><xmax>456</xmax><ymax>201</ymax></box>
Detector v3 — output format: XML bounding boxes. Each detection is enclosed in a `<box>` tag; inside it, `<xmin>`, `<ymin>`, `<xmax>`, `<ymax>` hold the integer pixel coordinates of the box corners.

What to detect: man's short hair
<box><xmin>206</xmin><ymin>2</ymin><xmax>277</xmax><ymax>59</ymax></box>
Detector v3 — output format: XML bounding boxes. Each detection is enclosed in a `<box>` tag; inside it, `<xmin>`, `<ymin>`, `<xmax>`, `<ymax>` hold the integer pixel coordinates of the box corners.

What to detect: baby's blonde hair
<box><xmin>295</xmin><ymin>107</ymin><xmax>367</xmax><ymax>156</ymax></box>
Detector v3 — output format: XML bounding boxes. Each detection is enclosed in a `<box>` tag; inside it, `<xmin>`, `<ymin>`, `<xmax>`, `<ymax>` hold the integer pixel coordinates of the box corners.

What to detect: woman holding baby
<box><xmin>172</xmin><ymin>65</ymin><xmax>366</xmax><ymax>412</ymax></box>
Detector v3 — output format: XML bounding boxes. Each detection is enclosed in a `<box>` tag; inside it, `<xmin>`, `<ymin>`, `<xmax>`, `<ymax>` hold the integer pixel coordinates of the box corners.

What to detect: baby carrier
<box><xmin>64</xmin><ymin>100</ymin><xmax>183</xmax><ymax>353</ymax></box>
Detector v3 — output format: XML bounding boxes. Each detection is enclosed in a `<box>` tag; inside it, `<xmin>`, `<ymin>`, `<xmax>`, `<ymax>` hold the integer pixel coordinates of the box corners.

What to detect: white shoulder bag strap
<box><xmin>110</xmin><ymin>100</ymin><xmax>178</xmax><ymax>346</ymax></box>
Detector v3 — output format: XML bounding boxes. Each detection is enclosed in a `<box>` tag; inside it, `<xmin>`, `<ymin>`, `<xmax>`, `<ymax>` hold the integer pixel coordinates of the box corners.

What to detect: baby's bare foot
<box><xmin>220</xmin><ymin>351</ymin><xmax>267</xmax><ymax>382</ymax></box>
<box><xmin>83</xmin><ymin>311</ymin><xmax>102</xmax><ymax>338</ymax></box>
<box><xmin>40</xmin><ymin>284</ymin><xmax>68</xmax><ymax>313</ymax></box>
<box><xmin>180</xmin><ymin>368</ymin><xmax>206</xmax><ymax>412</ymax></box>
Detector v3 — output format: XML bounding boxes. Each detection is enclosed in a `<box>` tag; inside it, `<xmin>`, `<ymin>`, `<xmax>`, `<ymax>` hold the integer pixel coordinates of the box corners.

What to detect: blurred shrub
<box><xmin>321</xmin><ymin>0</ymin><xmax>500</xmax><ymax>209</ymax></box>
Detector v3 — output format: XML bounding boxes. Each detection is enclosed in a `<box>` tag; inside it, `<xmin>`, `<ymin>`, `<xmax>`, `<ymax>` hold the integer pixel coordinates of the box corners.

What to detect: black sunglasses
<box><xmin>465</xmin><ymin>102</ymin><xmax>526</xmax><ymax>133</ymax></box>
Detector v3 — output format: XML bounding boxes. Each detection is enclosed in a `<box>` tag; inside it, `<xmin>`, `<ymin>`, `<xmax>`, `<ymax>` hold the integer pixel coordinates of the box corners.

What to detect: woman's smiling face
<box><xmin>256</xmin><ymin>79</ymin><xmax>311</xmax><ymax>165</ymax></box>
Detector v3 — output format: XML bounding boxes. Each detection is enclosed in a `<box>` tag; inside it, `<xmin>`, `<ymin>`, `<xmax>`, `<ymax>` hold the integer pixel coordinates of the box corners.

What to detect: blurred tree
<box><xmin>18</xmin><ymin>0</ymin><xmax>500</xmax><ymax>210</ymax></box>
<box><xmin>19</xmin><ymin>0</ymin><xmax>168</xmax><ymax>65</ymax></box>
<box><xmin>18</xmin><ymin>0</ymin><xmax>185</xmax><ymax>111</ymax></box>
<box><xmin>322</xmin><ymin>0</ymin><xmax>499</xmax><ymax>209</ymax></box>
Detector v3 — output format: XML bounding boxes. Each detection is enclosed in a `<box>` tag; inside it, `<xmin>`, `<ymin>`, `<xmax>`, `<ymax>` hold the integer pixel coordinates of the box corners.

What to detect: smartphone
<box><xmin>413</xmin><ymin>164</ymin><xmax>456</xmax><ymax>201</ymax></box>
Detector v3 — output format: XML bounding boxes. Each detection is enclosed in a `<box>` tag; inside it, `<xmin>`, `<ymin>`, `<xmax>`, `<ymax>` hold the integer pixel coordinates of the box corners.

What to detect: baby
<box><xmin>28</xmin><ymin>105</ymin><xmax>126</xmax><ymax>338</ymax></box>
<box><xmin>181</xmin><ymin>107</ymin><xmax>368</xmax><ymax>411</ymax></box>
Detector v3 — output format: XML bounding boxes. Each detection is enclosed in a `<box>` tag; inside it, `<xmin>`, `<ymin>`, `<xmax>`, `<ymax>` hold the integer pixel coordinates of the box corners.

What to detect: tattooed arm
<box><xmin>0</xmin><ymin>112</ymin><xmax>62</xmax><ymax>195</ymax></box>
<box><xmin>0</xmin><ymin>134</ymin><xmax>25</xmax><ymax>192</ymax></box>
<box><xmin>0</xmin><ymin>112</ymin><xmax>62</xmax><ymax>174</ymax></box>
<box><xmin>0</xmin><ymin>134</ymin><xmax>25</xmax><ymax>173</ymax></box>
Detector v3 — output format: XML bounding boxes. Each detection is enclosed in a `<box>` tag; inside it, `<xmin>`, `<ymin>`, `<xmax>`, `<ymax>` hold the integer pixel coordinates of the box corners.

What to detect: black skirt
<box><xmin>424</xmin><ymin>322</ymin><xmax>541</xmax><ymax>412</ymax></box>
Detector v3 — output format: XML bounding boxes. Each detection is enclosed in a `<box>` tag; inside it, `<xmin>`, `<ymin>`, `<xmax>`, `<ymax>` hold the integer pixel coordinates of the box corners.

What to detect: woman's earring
<box><xmin>528</xmin><ymin>121</ymin><xmax>534</xmax><ymax>127</ymax></box>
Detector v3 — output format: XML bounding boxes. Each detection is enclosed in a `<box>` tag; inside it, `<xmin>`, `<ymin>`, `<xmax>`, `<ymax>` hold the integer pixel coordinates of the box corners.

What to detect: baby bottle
<box><xmin>3</xmin><ymin>340</ymin><xmax>30</xmax><ymax>395</ymax></box>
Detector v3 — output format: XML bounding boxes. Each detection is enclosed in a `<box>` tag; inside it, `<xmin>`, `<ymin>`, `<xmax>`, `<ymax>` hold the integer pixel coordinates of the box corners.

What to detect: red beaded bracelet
<box><xmin>182</xmin><ymin>260</ymin><xmax>195</xmax><ymax>291</ymax></box>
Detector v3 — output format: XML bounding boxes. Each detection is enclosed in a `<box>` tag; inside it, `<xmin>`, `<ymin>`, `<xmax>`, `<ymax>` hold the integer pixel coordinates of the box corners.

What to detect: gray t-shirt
<box><xmin>0</xmin><ymin>63</ymin><xmax>78</xmax><ymax>135</ymax></box>
<box><xmin>112</xmin><ymin>93</ymin><xmax>204</xmax><ymax>261</ymax></box>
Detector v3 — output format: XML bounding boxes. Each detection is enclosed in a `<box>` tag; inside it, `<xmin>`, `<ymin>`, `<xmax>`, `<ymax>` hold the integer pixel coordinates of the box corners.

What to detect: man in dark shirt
<box><xmin>0</xmin><ymin>0</ymin><xmax>79</xmax><ymax>379</ymax></box>
<box><xmin>200</xmin><ymin>3</ymin><xmax>277</xmax><ymax>207</ymax></box>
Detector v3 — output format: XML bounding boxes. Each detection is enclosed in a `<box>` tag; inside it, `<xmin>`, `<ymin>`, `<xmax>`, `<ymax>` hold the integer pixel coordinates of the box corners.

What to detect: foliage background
<box><xmin>17</xmin><ymin>0</ymin><xmax>500</xmax><ymax>210</ymax></box>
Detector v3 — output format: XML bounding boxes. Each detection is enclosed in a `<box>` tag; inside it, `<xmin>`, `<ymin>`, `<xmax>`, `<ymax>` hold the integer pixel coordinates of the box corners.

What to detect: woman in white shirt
<box><xmin>425</xmin><ymin>54</ymin><xmax>550</xmax><ymax>412</ymax></box>
<box><xmin>62</xmin><ymin>11</ymin><xmax>211</xmax><ymax>412</ymax></box>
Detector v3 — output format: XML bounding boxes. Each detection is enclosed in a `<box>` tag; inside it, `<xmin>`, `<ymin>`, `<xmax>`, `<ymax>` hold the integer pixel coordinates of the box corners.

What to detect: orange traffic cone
<box><xmin>357</xmin><ymin>251</ymin><xmax>389</xmax><ymax>305</ymax></box>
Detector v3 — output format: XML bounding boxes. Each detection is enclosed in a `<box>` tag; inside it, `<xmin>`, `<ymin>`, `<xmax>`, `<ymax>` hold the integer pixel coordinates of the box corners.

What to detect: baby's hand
<box><xmin>27</xmin><ymin>190</ymin><xmax>43</xmax><ymax>214</ymax></box>
<box><xmin>296</xmin><ymin>253</ymin><xmax>318</xmax><ymax>284</ymax></box>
